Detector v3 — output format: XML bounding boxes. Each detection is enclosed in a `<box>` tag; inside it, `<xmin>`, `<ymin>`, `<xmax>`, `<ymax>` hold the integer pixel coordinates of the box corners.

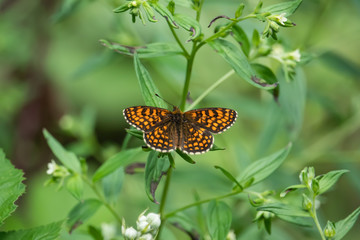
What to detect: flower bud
<box><xmin>324</xmin><ymin>221</ymin><xmax>336</xmax><ymax>238</ymax></box>
<box><xmin>124</xmin><ymin>227</ymin><xmax>139</xmax><ymax>239</ymax></box>
<box><xmin>146</xmin><ymin>213</ymin><xmax>161</xmax><ymax>229</ymax></box>
<box><xmin>302</xmin><ymin>194</ymin><xmax>312</xmax><ymax>210</ymax></box>
<box><xmin>139</xmin><ymin>233</ymin><xmax>153</xmax><ymax>240</ymax></box>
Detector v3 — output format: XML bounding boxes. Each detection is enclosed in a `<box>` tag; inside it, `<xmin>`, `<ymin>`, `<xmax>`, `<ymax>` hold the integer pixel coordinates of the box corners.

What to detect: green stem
<box><xmin>180</xmin><ymin>44</ymin><xmax>197</xmax><ymax>110</ymax></box>
<box><xmin>186</xmin><ymin>69</ymin><xmax>235</xmax><ymax>111</ymax></box>
<box><xmin>167</xmin><ymin>20</ymin><xmax>190</xmax><ymax>59</ymax></box>
<box><xmin>83</xmin><ymin>176</ymin><xmax>122</xmax><ymax>224</ymax></box>
<box><xmin>310</xmin><ymin>195</ymin><xmax>326</xmax><ymax>240</ymax></box>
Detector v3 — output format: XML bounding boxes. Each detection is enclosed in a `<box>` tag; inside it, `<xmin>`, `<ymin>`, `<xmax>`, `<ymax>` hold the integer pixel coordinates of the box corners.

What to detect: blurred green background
<box><xmin>0</xmin><ymin>0</ymin><xmax>359</xmax><ymax>239</ymax></box>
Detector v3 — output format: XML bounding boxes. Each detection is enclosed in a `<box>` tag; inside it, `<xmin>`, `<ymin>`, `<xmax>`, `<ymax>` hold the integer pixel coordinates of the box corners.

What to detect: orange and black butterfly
<box><xmin>123</xmin><ymin>106</ymin><xmax>237</xmax><ymax>155</ymax></box>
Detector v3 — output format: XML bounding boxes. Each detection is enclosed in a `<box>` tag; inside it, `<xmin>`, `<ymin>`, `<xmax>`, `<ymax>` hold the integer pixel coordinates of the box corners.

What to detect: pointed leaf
<box><xmin>257</xmin><ymin>203</ymin><xmax>310</xmax><ymax>217</ymax></box>
<box><xmin>176</xmin><ymin>149</ymin><xmax>195</xmax><ymax>164</ymax></box>
<box><xmin>334</xmin><ymin>207</ymin><xmax>360</xmax><ymax>240</ymax></box>
<box><xmin>102</xmin><ymin>167</ymin><xmax>125</xmax><ymax>203</ymax></box>
<box><xmin>92</xmin><ymin>148</ymin><xmax>140</xmax><ymax>182</ymax></box>
<box><xmin>214</xmin><ymin>165</ymin><xmax>243</xmax><ymax>191</ymax></box>
<box><xmin>0</xmin><ymin>150</ymin><xmax>26</xmax><ymax>224</ymax></box>
<box><xmin>206</xmin><ymin>201</ymin><xmax>232</xmax><ymax>240</ymax></box>
<box><xmin>173</xmin><ymin>14</ymin><xmax>201</xmax><ymax>42</ymax></box>
<box><xmin>150</xmin><ymin>2</ymin><xmax>178</xmax><ymax>27</ymax></box>
<box><xmin>262</xmin><ymin>0</ymin><xmax>303</xmax><ymax>17</ymax></box>
<box><xmin>280</xmin><ymin>184</ymin><xmax>306</xmax><ymax>197</ymax></box>
<box><xmin>251</xmin><ymin>63</ymin><xmax>279</xmax><ymax>99</ymax></box>
<box><xmin>134</xmin><ymin>54</ymin><xmax>167</xmax><ymax>108</ymax></box>
<box><xmin>67</xmin><ymin>199</ymin><xmax>102</xmax><ymax>233</ymax></box>
<box><xmin>0</xmin><ymin>220</ymin><xmax>64</xmax><ymax>240</ymax></box>
<box><xmin>125</xmin><ymin>128</ymin><xmax>143</xmax><ymax>139</ymax></box>
<box><xmin>316</xmin><ymin>169</ymin><xmax>349</xmax><ymax>195</ymax></box>
<box><xmin>208</xmin><ymin>39</ymin><xmax>277</xmax><ymax>90</ymax></box>
<box><xmin>145</xmin><ymin>151</ymin><xmax>170</xmax><ymax>203</ymax></box>
<box><xmin>66</xmin><ymin>173</ymin><xmax>84</xmax><ymax>201</ymax></box>
<box><xmin>43</xmin><ymin>129</ymin><xmax>81</xmax><ymax>173</ymax></box>
<box><xmin>238</xmin><ymin>143</ymin><xmax>292</xmax><ymax>186</ymax></box>
<box><xmin>231</xmin><ymin>25</ymin><xmax>250</xmax><ymax>57</ymax></box>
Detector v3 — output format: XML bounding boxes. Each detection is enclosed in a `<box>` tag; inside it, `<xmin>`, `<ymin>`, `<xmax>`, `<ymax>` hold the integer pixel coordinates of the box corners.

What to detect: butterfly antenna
<box><xmin>155</xmin><ymin>93</ymin><xmax>176</xmax><ymax>108</ymax></box>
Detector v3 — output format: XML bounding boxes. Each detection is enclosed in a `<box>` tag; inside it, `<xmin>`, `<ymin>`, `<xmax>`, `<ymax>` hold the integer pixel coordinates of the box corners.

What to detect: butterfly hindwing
<box><xmin>143</xmin><ymin>122</ymin><xmax>176</xmax><ymax>153</ymax></box>
<box><xmin>123</xmin><ymin>106</ymin><xmax>170</xmax><ymax>131</ymax></box>
<box><xmin>181</xmin><ymin>123</ymin><xmax>214</xmax><ymax>155</ymax></box>
<box><xmin>184</xmin><ymin>108</ymin><xmax>237</xmax><ymax>134</ymax></box>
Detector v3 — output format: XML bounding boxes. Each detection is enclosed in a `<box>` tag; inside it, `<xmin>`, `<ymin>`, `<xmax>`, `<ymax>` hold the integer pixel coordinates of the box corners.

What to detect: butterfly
<box><xmin>123</xmin><ymin>106</ymin><xmax>237</xmax><ymax>155</ymax></box>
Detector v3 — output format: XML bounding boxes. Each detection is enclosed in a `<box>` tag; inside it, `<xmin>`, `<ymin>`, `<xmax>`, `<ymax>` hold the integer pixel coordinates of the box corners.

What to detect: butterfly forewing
<box><xmin>144</xmin><ymin>122</ymin><xmax>176</xmax><ymax>152</ymax></box>
<box><xmin>123</xmin><ymin>106</ymin><xmax>170</xmax><ymax>131</ymax></box>
<box><xmin>184</xmin><ymin>108</ymin><xmax>237</xmax><ymax>134</ymax></box>
<box><xmin>181</xmin><ymin>124</ymin><xmax>214</xmax><ymax>154</ymax></box>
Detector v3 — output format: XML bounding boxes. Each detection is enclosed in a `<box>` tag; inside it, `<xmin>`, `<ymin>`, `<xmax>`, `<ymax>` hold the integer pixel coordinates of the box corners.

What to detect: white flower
<box><xmin>124</xmin><ymin>227</ymin><xmax>139</xmax><ymax>239</ymax></box>
<box><xmin>46</xmin><ymin>160</ymin><xmax>57</xmax><ymax>175</ymax></box>
<box><xmin>226</xmin><ymin>230</ymin><xmax>236</xmax><ymax>240</ymax></box>
<box><xmin>288</xmin><ymin>49</ymin><xmax>301</xmax><ymax>62</ymax></box>
<box><xmin>276</xmin><ymin>13</ymin><xmax>287</xmax><ymax>25</ymax></box>
<box><xmin>139</xmin><ymin>233</ymin><xmax>153</xmax><ymax>240</ymax></box>
<box><xmin>101</xmin><ymin>223</ymin><xmax>116</xmax><ymax>240</ymax></box>
<box><xmin>137</xmin><ymin>220</ymin><xmax>150</xmax><ymax>232</ymax></box>
<box><xmin>146</xmin><ymin>213</ymin><xmax>161</xmax><ymax>229</ymax></box>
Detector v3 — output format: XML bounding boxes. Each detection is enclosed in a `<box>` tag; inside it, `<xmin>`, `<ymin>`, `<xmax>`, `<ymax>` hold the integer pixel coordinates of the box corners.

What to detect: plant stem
<box><xmin>310</xmin><ymin>195</ymin><xmax>326</xmax><ymax>240</ymax></box>
<box><xmin>180</xmin><ymin>44</ymin><xmax>197</xmax><ymax>110</ymax></box>
<box><xmin>83</xmin><ymin>176</ymin><xmax>122</xmax><ymax>224</ymax></box>
<box><xmin>167</xmin><ymin>20</ymin><xmax>190</xmax><ymax>59</ymax></box>
<box><xmin>186</xmin><ymin>69</ymin><xmax>235</xmax><ymax>111</ymax></box>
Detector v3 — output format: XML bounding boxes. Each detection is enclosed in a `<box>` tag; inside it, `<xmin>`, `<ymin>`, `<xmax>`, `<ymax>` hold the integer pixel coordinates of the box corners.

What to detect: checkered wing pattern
<box><xmin>181</xmin><ymin>124</ymin><xmax>214</xmax><ymax>154</ymax></box>
<box><xmin>143</xmin><ymin>122</ymin><xmax>176</xmax><ymax>152</ymax></box>
<box><xmin>123</xmin><ymin>106</ymin><xmax>170</xmax><ymax>131</ymax></box>
<box><xmin>184</xmin><ymin>108</ymin><xmax>237</xmax><ymax>134</ymax></box>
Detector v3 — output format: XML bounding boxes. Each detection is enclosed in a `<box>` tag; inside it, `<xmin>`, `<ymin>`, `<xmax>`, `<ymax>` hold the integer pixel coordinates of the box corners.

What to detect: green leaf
<box><xmin>142</xmin><ymin>1</ymin><xmax>157</xmax><ymax>23</ymax></box>
<box><xmin>102</xmin><ymin>167</ymin><xmax>124</xmax><ymax>204</ymax></box>
<box><xmin>167</xmin><ymin>213</ymin><xmax>201</xmax><ymax>239</ymax></box>
<box><xmin>320</xmin><ymin>51</ymin><xmax>360</xmax><ymax>78</ymax></box>
<box><xmin>214</xmin><ymin>165</ymin><xmax>243</xmax><ymax>191</ymax></box>
<box><xmin>206</xmin><ymin>200</ymin><xmax>232</xmax><ymax>240</ymax></box>
<box><xmin>88</xmin><ymin>225</ymin><xmax>104</xmax><ymax>240</ymax></box>
<box><xmin>251</xmin><ymin>63</ymin><xmax>279</xmax><ymax>99</ymax></box>
<box><xmin>235</xmin><ymin>3</ymin><xmax>245</xmax><ymax>18</ymax></box>
<box><xmin>176</xmin><ymin>149</ymin><xmax>195</xmax><ymax>164</ymax></box>
<box><xmin>208</xmin><ymin>39</ymin><xmax>277</xmax><ymax>90</ymax></box>
<box><xmin>334</xmin><ymin>207</ymin><xmax>360</xmax><ymax>240</ymax></box>
<box><xmin>92</xmin><ymin>148</ymin><xmax>140</xmax><ymax>182</ymax></box>
<box><xmin>125</xmin><ymin>128</ymin><xmax>143</xmax><ymax>140</ymax></box>
<box><xmin>262</xmin><ymin>0</ymin><xmax>303</xmax><ymax>17</ymax></box>
<box><xmin>276</xmin><ymin>214</ymin><xmax>313</xmax><ymax>227</ymax></box>
<box><xmin>280</xmin><ymin>184</ymin><xmax>306</xmax><ymax>197</ymax></box>
<box><xmin>258</xmin><ymin>203</ymin><xmax>309</xmax><ymax>217</ymax></box>
<box><xmin>133</xmin><ymin>53</ymin><xmax>167</xmax><ymax>108</ymax></box>
<box><xmin>0</xmin><ymin>150</ymin><xmax>26</xmax><ymax>225</ymax></box>
<box><xmin>67</xmin><ymin>199</ymin><xmax>102</xmax><ymax>233</ymax></box>
<box><xmin>100</xmin><ymin>40</ymin><xmax>182</xmax><ymax>58</ymax></box>
<box><xmin>173</xmin><ymin>14</ymin><xmax>201</xmax><ymax>42</ymax></box>
<box><xmin>237</xmin><ymin>143</ymin><xmax>292</xmax><ymax>186</ymax></box>
<box><xmin>113</xmin><ymin>2</ymin><xmax>131</xmax><ymax>13</ymax></box>
<box><xmin>52</xmin><ymin>0</ymin><xmax>83</xmax><ymax>23</ymax></box>
<box><xmin>66</xmin><ymin>174</ymin><xmax>84</xmax><ymax>201</ymax></box>
<box><xmin>231</xmin><ymin>25</ymin><xmax>250</xmax><ymax>57</ymax></box>
<box><xmin>316</xmin><ymin>169</ymin><xmax>349</xmax><ymax>195</ymax></box>
<box><xmin>0</xmin><ymin>220</ymin><xmax>64</xmax><ymax>240</ymax></box>
<box><xmin>145</xmin><ymin>151</ymin><xmax>170</xmax><ymax>203</ymax></box>
<box><xmin>43</xmin><ymin>129</ymin><xmax>81</xmax><ymax>173</ymax></box>
<box><xmin>150</xmin><ymin>2</ymin><xmax>178</xmax><ymax>27</ymax></box>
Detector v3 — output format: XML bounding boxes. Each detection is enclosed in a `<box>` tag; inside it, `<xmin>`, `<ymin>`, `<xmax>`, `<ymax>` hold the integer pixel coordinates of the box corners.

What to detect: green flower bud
<box><xmin>324</xmin><ymin>221</ymin><xmax>336</xmax><ymax>238</ymax></box>
<box><xmin>302</xmin><ymin>194</ymin><xmax>312</xmax><ymax>210</ymax></box>
<box><xmin>311</xmin><ymin>179</ymin><xmax>320</xmax><ymax>195</ymax></box>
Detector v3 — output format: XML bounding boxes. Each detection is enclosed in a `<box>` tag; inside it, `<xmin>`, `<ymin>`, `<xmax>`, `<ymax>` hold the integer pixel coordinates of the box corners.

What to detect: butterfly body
<box><xmin>123</xmin><ymin>106</ymin><xmax>237</xmax><ymax>155</ymax></box>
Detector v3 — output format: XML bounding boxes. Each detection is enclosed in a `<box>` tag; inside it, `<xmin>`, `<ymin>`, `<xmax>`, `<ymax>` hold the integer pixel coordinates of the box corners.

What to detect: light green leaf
<box><xmin>238</xmin><ymin>143</ymin><xmax>292</xmax><ymax>186</ymax></box>
<box><xmin>280</xmin><ymin>184</ymin><xmax>306</xmax><ymax>197</ymax></box>
<box><xmin>145</xmin><ymin>151</ymin><xmax>170</xmax><ymax>203</ymax></box>
<box><xmin>167</xmin><ymin>213</ymin><xmax>201</xmax><ymax>239</ymax></box>
<box><xmin>43</xmin><ymin>129</ymin><xmax>81</xmax><ymax>173</ymax></box>
<box><xmin>0</xmin><ymin>220</ymin><xmax>64</xmax><ymax>240</ymax></box>
<box><xmin>173</xmin><ymin>14</ymin><xmax>201</xmax><ymax>42</ymax></box>
<box><xmin>102</xmin><ymin>167</ymin><xmax>124</xmax><ymax>204</ymax></box>
<box><xmin>67</xmin><ymin>199</ymin><xmax>102</xmax><ymax>233</ymax></box>
<box><xmin>276</xmin><ymin>214</ymin><xmax>313</xmax><ymax>227</ymax></box>
<box><xmin>208</xmin><ymin>39</ymin><xmax>277</xmax><ymax>90</ymax></box>
<box><xmin>231</xmin><ymin>25</ymin><xmax>250</xmax><ymax>57</ymax></box>
<box><xmin>262</xmin><ymin>0</ymin><xmax>303</xmax><ymax>17</ymax></box>
<box><xmin>214</xmin><ymin>165</ymin><xmax>243</xmax><ymax>191</ymax></box>
<box><xmin>316</xmin><ymin>169</ymin><xmax>349</xmax><ymax>195</ymax></box>
<box><xmin>100</xmin><ymin>40</ymin><xmax>182</xmax><ymax>58</ymax></box>
<box><xmin>334</xmin><ymin>207</ymin><xmax>360</xmax><ymax>240</ymax></box>
<box><xmin>66</xmin><ymin>174</ymin><xmax>83</xmax><ymax>201</ymax></box>
<box><xmin>206</xmin><ymin>200</ymin><xmax>232</xmax><ymax>240</ymax></box>
<box><xmin>134</xmin><ymin>54</ymin><xmax>167</xmax><ymax>108</ymax></box>
<box><xmin>92</xmin><ymin>148</ymin><xmax>140</xmax><ymax>182</ymax></box>
<box><xmin>150</xmin><ymin>2</ymin><xmax>177</xmax><ymax>27</ymax></box>
<box><xmin>0</xmin><ymin>150</ymin><xmax>26</xmax><ymax>225</ymax></box>
<box><xmin>257</xmin><ymin>203</ymin><xmax>310</xmax><ymax>217</ymax></box>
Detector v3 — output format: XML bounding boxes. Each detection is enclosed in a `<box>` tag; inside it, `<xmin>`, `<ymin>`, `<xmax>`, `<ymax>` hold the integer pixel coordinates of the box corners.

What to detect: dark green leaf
<box><xmin>133</xmin><ymin>54</ymin><xmax>167</xmax><ymax>108</ymax></box>
<box><xmin>316</xmin><ymin>169</ymin><xmax>349</xmax><ymax>195</ymax></box>
<box><xmin>334</xmin><ymin>207</ymin><xmax>360</xmax><ymax>240</ymax></box>
<box><xmin>252</xmin><ymin>29</ymin><xmax>260</xmax><ymax>48</ymax></box>
<box><xmin>252</xmin><ymin>63</ymin><xmax>279</xmax><ymax>100</ymax></box>
<box><xmin>208</xmin><ymin>39</ymin><xmax>277</xmax><ymax>90</ymax></box>
<box><xmin>102</xmin><ymin>167</ymin><xmax>124</xmax><ymax>204</ymax></box>
<box><xmin>238</xmin><ymin>143</ymin><xmax>292</xmax><ymax>186</ymax></box>
<box><xmin>176</xmin><ymin>149</ymin><xmax>195</xmax><ymax>164</ymax></box>
<box><xmin>231</xmin><ymin>25</ymin><xmax>250</xmax><ymax>57</ymax></box>
<box><xmin>88</xmin><ymin>225</ymin><xmax>104</xmax><ymax>240</ymax></box>
<box><xmin>214</xmin><ymin>165</ymin><xmax>243</xmax><ymax>191</ymax></box>
<box><xmin>43</xmin><ymin>129</ymin><xmax>81</xmax><ymax>173</ymax></box>
<box><xmin>280</xmin><ymin>184</ymin><xmax>306</xmax><ymax>197</ymax></box>
<box><xmin>0</xmin><ymin>150</ymin><xmax>25</xmax><ymax>224</ymax></box>
<box><xmin>168</xmin><ymin>213</ymin><xmax>201</xmax><ymax>239</ymax></box>
<box><xmin>262</xmin><ymin>0</ymin><xmax>303</xmax><ymax>17</ymax></box>
<box><xmin>67</xmin><ymin>199</ymin><xmax>102</xmax><ymax>233</ymax></box>
<box><xmin>92</xmin><ymin>148</ymin><xmax>140</xmax><ymax>182</ymax></box>
<box><xmin>150</xmin><ymin>2</ymin><xmax>178</xmax><ymax>27</ymax></box>
<box><xmin>206</xmin><ymin>200</ymin><xmax>232</xmax><ymax>240</ymax></box>
<box><xmin>100</xmin><ymin>40</ymin><xmax>182</xmax><ymax>58</ymax></box>
<box><xmin>173</xmin><ymin>14</ymin><xmax>201</xmax><ymax>42</ymax></box>
<box><xmin>145</xmin><ymin>151</ymin><xmax>170</xmax><ymax>203</ymax></box>
<box><xmin>66</xmin><ymin>174</ymin><xmax>84</xmax><ymax>201</ymax></box>
<box><xmin>0</xmin><ymin>220</ymin><xmax>64</xmax><ymax>240</ymax></box>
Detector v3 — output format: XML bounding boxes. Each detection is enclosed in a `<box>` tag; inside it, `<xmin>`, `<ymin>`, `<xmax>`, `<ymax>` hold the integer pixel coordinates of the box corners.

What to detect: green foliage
<box><xmin>206</xmin><ymin>200</ymin><xmax>232</xmax><ymax>240</ymax></box>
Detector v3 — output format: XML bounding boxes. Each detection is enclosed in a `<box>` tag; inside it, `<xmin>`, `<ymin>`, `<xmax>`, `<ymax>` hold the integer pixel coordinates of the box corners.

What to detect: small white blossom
<box><xmin>101</xmin><ymin>223</ymin><xmax>116</xmax><ymax>240</ymax></box>
<box><xmin>137</xmin><ymin>220</ymin><xmax>150</xmax><ymax>232</ymax></box>
<box><xmin>276</xmin><ymin>13</ymin><xmax>287</xmax><ymax>25</ymax></box>
<box><xmin>226</xmin><ymin>230</ymin><xmax>236</xmax><ymax>240</ymax></box>
<box><xmin>124</xmin><ymin>227</ymin><xmax>139</xmax><ymax>239</ymax></box>
<box><xmin>46</xmin><ymin>160</ymin><xmax>57</xmax><ymax>175</ymax></box>
<box><xmin>139</xmin><ymin>233</ymin><xmax>153</xmax><ymax>240</ymax></box>
<box><xmin>146</xmin><ymin>213</ymin><xmax>161</xmax><ymax>229</ymax></box>
<box><xmin>288</xmin><ymin>49</ymin><xmax>301</xmax><ymax>62</ymax></box>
